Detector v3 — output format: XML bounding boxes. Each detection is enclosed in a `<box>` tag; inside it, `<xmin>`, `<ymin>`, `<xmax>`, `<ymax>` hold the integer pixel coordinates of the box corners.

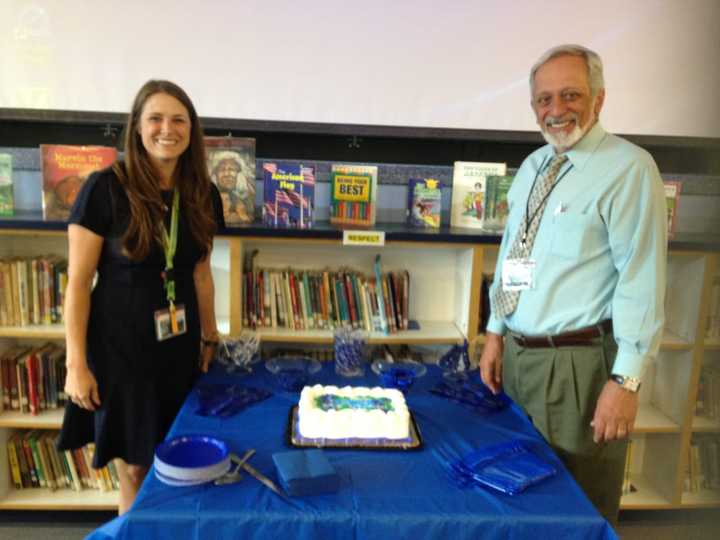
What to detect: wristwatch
<box><xmin>610</xmin><ymin>374</ymin><xmax>642</xmax><ymax>393</ymax></box>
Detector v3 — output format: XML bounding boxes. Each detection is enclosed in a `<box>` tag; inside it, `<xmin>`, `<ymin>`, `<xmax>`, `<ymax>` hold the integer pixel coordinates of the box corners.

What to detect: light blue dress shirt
<box><xmin>487</xmin><ymin>122</ymin><xmax>667</xmax><ymax>379</ymax></box>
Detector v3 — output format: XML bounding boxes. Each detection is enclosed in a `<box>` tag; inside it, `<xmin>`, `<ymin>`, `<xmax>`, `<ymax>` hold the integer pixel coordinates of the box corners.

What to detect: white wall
<box><xmin>1</xmin><ymin>0</ymin><xmax>718</xmax><ymax>138</ymax></box>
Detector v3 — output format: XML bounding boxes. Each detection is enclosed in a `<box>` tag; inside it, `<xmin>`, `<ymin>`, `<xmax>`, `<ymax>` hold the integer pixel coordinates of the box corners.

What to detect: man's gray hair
<box><xmin>530</xmin><ymin>44</ymin><xmax>604</xmax><ymax>97</ymax></box>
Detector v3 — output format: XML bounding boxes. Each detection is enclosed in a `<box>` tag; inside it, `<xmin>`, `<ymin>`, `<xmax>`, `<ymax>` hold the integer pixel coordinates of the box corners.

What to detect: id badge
<box><xmin>502</xmin><ymin>258</ymin><xmax>536</xmax><ymax>291</ymax></box>
<box><xmin>154</xmin><ymin>303</ymin><xmax>187</xmax><ymax>341</ymax></box>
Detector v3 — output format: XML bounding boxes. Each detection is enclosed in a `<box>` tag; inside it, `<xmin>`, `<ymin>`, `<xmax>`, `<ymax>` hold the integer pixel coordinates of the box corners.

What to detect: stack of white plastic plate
<box><xmin>153</xmin><ymin>435</ymin><xmax>231</xmax><ymax>486</ymax></box>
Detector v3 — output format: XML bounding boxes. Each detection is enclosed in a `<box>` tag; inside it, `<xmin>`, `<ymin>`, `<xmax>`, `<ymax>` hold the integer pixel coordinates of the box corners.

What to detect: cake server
<box><xmin>240</xmin><ymin>461</ymin><xmax>288</xmax><ymax>499</ymax></box>
<box><xmin>214</xmin><ymin>449</ymin><xmax>255</xmax><ymax>485</ymax></box>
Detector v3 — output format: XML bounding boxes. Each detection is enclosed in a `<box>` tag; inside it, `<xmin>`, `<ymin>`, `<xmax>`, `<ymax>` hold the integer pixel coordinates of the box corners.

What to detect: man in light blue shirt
<box><xmin>480</xmin><ymin>44</ymin><xmax>666</xmax><ymax>523</ymax></box>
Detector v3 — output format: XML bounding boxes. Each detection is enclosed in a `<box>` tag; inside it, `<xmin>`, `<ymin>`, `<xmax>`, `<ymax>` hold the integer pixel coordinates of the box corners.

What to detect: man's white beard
<box><xmin>541</xmin><ymin>118</ymin><xmax>585</xmax><ymax>152</ymax></box>
<box><xmin>540</xmin><ymin>98</ymin><xmax>597</xmax><ymax>152</ymax></box>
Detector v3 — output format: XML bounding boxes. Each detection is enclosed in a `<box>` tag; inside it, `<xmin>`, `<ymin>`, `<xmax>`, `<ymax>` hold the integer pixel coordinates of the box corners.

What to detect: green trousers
<box><xmin>502</xmin><ymin>332</ymin><xmax>627</xmax><ymax>525</ymax></box>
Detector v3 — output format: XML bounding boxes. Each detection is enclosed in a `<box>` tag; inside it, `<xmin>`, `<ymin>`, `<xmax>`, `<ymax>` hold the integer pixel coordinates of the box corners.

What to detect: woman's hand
<box><xmin>199</xmin><ymin>341</ymin><xmax>216</xmax><ymax>373</ymax></box>
<box><xmin>65</xmin><ymin>364</ymin><xmax>101</xmax><ymax>411</ymax></box>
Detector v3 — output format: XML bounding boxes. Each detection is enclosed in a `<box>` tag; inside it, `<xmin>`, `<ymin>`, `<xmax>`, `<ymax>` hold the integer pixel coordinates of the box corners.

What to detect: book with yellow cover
<box><xmin>330</xmin><ymin>164</ymin><xmax>378</xmax><ymax>227</ymax></box>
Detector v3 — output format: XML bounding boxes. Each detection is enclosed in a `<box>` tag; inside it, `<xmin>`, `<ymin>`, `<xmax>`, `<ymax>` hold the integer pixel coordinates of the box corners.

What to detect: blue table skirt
<box><xmin>89</xmin><ymin>363</ymin><xmax>617</xmax><ymax>540</ymax></box>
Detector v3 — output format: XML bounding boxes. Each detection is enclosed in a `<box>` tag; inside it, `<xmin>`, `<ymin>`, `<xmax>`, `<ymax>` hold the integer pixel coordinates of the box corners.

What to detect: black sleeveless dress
<box><xmin>57</xmin><ymin>166</ymin><xmax>224</xmax><ymax>468</ymax></box>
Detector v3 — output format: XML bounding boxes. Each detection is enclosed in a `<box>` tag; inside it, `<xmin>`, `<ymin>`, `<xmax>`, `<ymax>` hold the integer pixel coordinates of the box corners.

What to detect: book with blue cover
<box><xmin>407</xmin><ymin>178</ymin><xmax>442</xmax><ymax>228</ymax></box>
<box><xmin>262</xmin><ymin>162</ymin><xmax>315</xmax><ymax>229</ymax></box>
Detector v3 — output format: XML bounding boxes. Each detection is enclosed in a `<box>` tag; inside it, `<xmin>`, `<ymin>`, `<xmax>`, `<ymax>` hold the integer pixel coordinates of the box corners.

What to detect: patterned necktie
<box><xmin>492</xmin><ymin>154</ymin><xmax>568</xmax><ymax>318</ymax></box>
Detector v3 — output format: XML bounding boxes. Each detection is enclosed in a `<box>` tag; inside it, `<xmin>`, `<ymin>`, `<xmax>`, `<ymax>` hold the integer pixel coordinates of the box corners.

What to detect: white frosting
<box><xmin>298</xmin><ymin>384</ymin><xmax>410</xmax><ymax>439</ymax></box>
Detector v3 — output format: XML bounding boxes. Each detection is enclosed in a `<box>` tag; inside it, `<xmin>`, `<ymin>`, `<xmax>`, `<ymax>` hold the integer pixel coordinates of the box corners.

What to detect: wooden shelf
<box><xmin>691</xmin><ymin>415</ymin><xmax>720</xmax><ymax>432</ymax></box>
<box><xmin>634</xmin><ymin>403</ymin><xmax>682</xmax><ymax>433</ymax></box>
<box><xmin>0</xmin><ymin>325</ymin><xmax>65</xmax><ymax>339</ymax></box>
<box><xmin>704</xmin><ymin>338</ymin><xmax>720</xmax><ymax>350</ymax></box>
<box><xmin>256</xmin><ymin>321</ymin><xmax>465</xmax><ymax>345</ymax></box>
<box><xmin>0</xmin><ymin>487</ymin><xmax>117</xmax><ymax>510</ymax></box>
<box><xmin>620</xmin><ymin>473</ymin><xmax>677</xmax><ymax>509</ymax></box>
<box><xmin>680</xmin><ymin>488</ymin><xmax>720</xmax><ymax>508</ymax></box>
<box><xmin>660</xmin><ymin>328</ymin><xmax>694</xmax><ymax>350</ymax></box>
<box><xmin>0</xmin><ymin>408</ymin><xmax>64</xmax><ymax>429</ymax></box>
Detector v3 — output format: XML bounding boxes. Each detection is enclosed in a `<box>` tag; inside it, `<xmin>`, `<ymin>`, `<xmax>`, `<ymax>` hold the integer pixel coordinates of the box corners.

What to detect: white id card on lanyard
<box><xmin>502</xmin><ymin>258</ymin><xmax>536</xmax><ymax>291</ymax></box>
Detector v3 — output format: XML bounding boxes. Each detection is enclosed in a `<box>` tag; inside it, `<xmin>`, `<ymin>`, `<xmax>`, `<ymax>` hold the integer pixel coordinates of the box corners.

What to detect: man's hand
<box><xmin>479</xmin><ymin>332</ymin><xmax>504</xmax><ymax>395</ymax></box>
<box><xmin>590</xmin><ymin>380</ymin><xmax>639</xmax><ymax>443</ymax></box>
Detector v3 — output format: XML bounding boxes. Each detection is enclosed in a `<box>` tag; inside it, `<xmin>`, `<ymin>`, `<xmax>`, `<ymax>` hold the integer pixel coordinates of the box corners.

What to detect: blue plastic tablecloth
<box><xmin>88</xmin><ymin>363</ymin><xmax>617</xmax><ymax>540</ymax></box>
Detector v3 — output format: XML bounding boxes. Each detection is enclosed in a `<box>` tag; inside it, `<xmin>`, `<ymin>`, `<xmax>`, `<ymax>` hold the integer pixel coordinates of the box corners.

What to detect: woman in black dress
<box><xmin>58</xmin><ymin>80</ymin><xmax>224</xmax><ymax>514</ymax></box>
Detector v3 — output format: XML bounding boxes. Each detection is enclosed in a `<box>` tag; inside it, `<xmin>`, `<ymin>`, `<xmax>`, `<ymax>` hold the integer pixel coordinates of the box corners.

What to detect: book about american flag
<box><xmin>40</xmin><ymin>144</ymin><xmax>117</xmax><ymax>221</ymax></box>
<box><xmin>205</xmin><ymin>136</ymin><xmax>256</xmax><ymax>225</ymax></box>
<box><xmin>329</xmin><ymin>164</ymin><xmax>378</xmax><ymax>227</ymax></box>
<box><xmin>450</xmin><ymin>161</ymin><xmax>506</xmax><ymax>229</ymax></box>
<box><xmin>261</xmin><ymin>162</ymin><xmax>315</xmax><ymax>229</ymax></box>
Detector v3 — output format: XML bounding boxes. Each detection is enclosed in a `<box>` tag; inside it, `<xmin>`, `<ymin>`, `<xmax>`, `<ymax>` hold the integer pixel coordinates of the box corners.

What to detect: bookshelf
<box><xmin>1</xmin><ymin>220</ymin><xmax>719</xmax><ymax>512</ymax></box>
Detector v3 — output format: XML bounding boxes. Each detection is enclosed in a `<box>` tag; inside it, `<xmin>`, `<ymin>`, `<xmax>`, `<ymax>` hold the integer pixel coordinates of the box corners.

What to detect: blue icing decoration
<box><xmin>315</xmin><ymin>393</ymin><xmax>394</xmax><ymax>412</ymax></box>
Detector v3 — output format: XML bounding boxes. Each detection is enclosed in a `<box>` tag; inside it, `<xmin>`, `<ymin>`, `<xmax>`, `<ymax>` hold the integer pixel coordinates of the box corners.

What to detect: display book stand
<box><xmin>0</xmin><ymin>219</ymin><xmax>718</xmax><ymax>512</ymax></box>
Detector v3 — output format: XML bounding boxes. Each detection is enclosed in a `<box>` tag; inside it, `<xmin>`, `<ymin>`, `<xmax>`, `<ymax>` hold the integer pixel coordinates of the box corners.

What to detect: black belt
<box><xmin>511</xmin><ymin>320</ymin><xmax>613</xmax><ymax>348</ymax></box>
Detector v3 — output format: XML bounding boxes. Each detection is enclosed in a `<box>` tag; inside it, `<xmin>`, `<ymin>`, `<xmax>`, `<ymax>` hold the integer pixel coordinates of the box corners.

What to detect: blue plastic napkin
<box><xmin>194</xmin><ymin>383</ymin><xmax>272</xmax><ymax>418</ymax></box>
<box><xmin>450</xmin><ymin>440</ymin><xmax>556</xmax><ymax>495</ymax></box>
<box><xmin>272</xmin><ymin>449</ymin><xmax>340</xmax><ymax>497</ymax></box>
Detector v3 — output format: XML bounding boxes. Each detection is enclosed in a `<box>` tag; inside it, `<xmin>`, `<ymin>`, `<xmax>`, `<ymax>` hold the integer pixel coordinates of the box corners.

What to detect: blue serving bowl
<box><xmin>371</xmin><ymin>359</ymin><xmax>427</xmax><ymax>392</ymax></box>
<box><xmin>265</xmin><ymin>356</ymin><xmax>321</xmax><ymax>392</ymax></box>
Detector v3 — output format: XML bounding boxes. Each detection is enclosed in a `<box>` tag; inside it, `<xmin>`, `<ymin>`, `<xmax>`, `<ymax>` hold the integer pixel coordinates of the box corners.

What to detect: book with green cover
<box><xmin>330</xmin><ymin>164</ymin><xmax>378</xmax><ymax>226</ymax></box>
<box><xmin>483</xmin><ymin>175</ymin><xmax>514</xmax><ymax>231</ymax></box>
<box><xmin>663</xmin><ymin>180</ymin><xmax>682</xmax><ymax>239</ymax></box>
<box><xmin>0</xmin><ymin>153</ymin><xmax>14</xmax><ymax>216</ymax></box>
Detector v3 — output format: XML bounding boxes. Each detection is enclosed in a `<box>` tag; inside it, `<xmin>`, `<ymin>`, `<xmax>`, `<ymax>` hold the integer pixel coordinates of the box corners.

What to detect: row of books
<box><xmin>243</xmin><ymin>260</ymin><xmax>410</xmax><ymax>334</ymax></box>
<box><xmin>1</xmin><ymin>143</ymin><xmax>688</xmax><ymax>238</ymax></box>
<box><xmin>696</xmin><ymin>364</ymin><xmax>720</xmax><ymax>421</ymax></box>
<box><xmin>684</xmin><ymin>436</ymin><xmax>720</xmax><ymax>493</ymax></box>
<box><xmin>1</xmin><ymin>144</ymin><xmax>512</xmax><ymax>231</ymax></box>
<box><xmin>706</xmin><ymin>276</ymin><xmax>720</xmax><ymax>339</ymax></box>
<box><xmin>0</xmin><ymin>256</ymin><xmax>68</xmax><ymax>328</ymax></box>
<box><xmin>7</xmin><ymin>430</ymin><xmax>117</xmax><ymax>492</ymax></box>
<box><xmin>1</xmin><ymin>344</ymin><xmax>67</xmax><ymax>415</ymax></box>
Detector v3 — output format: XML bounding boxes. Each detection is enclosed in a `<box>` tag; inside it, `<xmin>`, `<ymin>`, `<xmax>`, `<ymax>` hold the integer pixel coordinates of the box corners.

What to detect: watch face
<box><xmin>612</xmin><ymin>374</ymin><xmax>641</xmax><ymax>392</ymax></box>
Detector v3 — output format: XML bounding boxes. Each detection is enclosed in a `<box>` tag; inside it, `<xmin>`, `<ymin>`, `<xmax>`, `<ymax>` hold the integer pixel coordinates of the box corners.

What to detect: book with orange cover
<box><xmin>40</xmin><ymin>145</ymin><xmax>117</xmax><ymax>221</ymax></box>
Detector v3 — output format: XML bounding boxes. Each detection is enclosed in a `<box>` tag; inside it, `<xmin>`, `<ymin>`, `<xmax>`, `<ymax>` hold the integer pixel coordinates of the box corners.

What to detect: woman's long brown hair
<box><xmin>113</xmin><ymin>80</ymin><xmax>216</xmax><ymax>261</ymax></box>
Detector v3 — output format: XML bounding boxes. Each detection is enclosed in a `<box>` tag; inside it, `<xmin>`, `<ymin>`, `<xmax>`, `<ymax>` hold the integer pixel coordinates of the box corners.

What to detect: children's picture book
<box><xmin>0</xmin><ymin>153</ymin><xmax>14</xmax><ymax>216</ymax></box>
<box><xmin>205</xmin><ymin>137</ymin><xmax>256</xmax><ymax>225</ymax></box>
<box><xmin>407</xmin><ymin>178</ymin><xmax>442</xmax><ymax>228</ymax></box>
<box><xmin>483</xmin><ymin>174</ymin><xmax>514</xmax><ymax>231</ymax></box>
<box><xmin>40</xmin><ymin>145</ymin><xmax>117</xmax><ymax>221</ymax></box>
<box><xmin>329</xmin><ymin>164</ymin><xmax>379</xmax><ymax>227</ymax></box>
<box><xmin>262</xmin><ymin>162</ymin><xmax>315</xmax><ymax>229</ymax></box>
<box><xmin>663</xmin><ymin>180</ymin><xmax>682</xmax><ymax>240</ymax></box>
<box><xmin>450</xmin><ymin>161</ymin><xmax>506</xmax><ymax>229</ymax></box>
